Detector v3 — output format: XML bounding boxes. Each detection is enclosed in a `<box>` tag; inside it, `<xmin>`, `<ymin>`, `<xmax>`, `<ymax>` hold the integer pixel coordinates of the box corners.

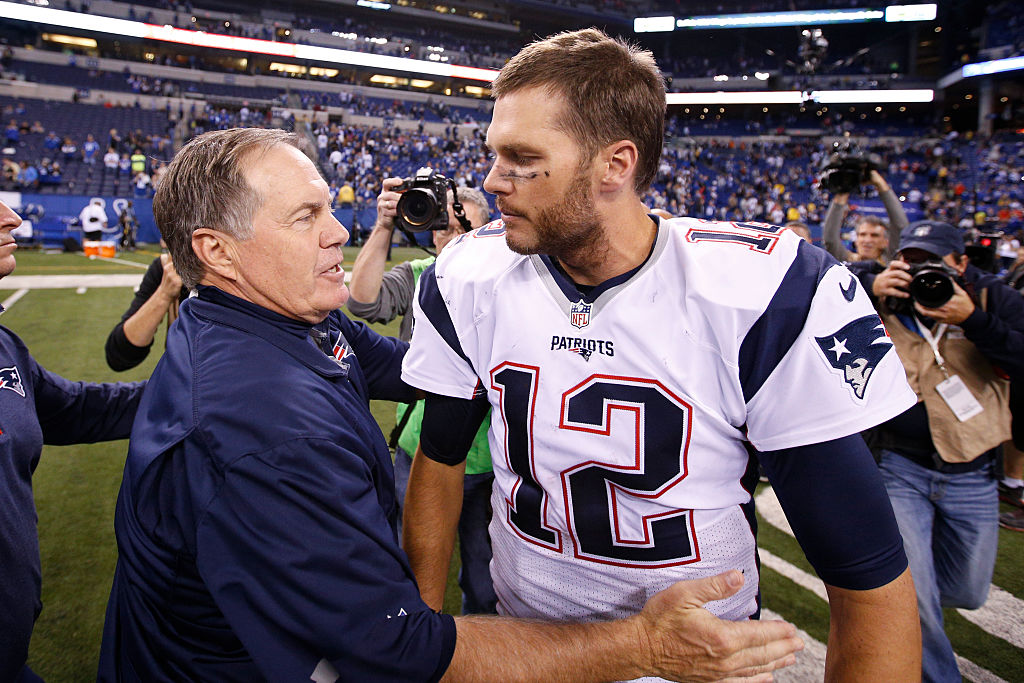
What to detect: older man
<box><xmin>97</xmin><ymin>128</ymin><xmax>802</xmax><ymax>682</ymax></box>
<box><xmin>0</xmin><ymin>199</ymin><xmax>143</xmax><ymax>683</ymax></box>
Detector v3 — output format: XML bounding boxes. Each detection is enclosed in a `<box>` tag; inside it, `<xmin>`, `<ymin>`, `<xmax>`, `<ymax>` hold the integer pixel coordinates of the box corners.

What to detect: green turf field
<box><xmin>5</xmin><ymin>246</ymin><xmax>1022</xmax><ymax>681</ymax></box>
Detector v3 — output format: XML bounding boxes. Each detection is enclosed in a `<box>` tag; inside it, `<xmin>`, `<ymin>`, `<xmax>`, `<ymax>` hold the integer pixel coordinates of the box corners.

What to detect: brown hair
<box><xmin>153</xmin><ymin>128</ymin><xmax>301</xmax><ymax>288</ymax></box>
<box><xmin>491</xmin><ymin>28</ymin><xmax>666</xmax><ymax>194</ymax></box>
<box><xmin>857</xmin><ymin>215</ymin><xmax>889</xmax><ymax>233</ymax></box>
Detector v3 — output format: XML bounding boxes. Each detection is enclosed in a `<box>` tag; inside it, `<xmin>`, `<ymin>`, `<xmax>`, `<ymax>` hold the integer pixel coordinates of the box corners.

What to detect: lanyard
<box><xmin>915</xmin><ymin>317</ymin><xmax>950</xmax><ymax>378</ymax></box>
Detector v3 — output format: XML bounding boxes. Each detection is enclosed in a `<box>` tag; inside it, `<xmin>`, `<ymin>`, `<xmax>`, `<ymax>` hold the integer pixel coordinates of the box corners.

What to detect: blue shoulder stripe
<box><xmin>416</xmin><ymin>263</ymin><xmax>473</xmax><ymax>367</ymax></box>
<box><xmin>739</xmin><ymin>241</ymin><xmax>837</xmax><ymax>403</ymax></box>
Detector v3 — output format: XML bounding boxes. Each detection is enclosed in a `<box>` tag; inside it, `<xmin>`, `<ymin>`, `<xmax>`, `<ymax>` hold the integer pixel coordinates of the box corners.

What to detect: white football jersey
<box><xmin>403</xmin><ymin>217</ymin><xmax>915</xmax><ymax>637</ymax></box>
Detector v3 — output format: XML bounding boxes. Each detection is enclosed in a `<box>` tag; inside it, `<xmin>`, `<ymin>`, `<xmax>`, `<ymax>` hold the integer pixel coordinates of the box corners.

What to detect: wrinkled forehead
<box><xmin>856</xmin><ymin>223</ymin><xmax>886</xmax><ymax>236</ymax></box>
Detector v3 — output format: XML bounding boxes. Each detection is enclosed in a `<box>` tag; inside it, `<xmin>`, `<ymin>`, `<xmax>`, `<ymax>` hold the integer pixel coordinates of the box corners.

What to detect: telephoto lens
<box><xmin>397</xmin><ymin>188</ymin><xmax>441</xmax><ymax>230</ymax></box>
<box><xmin>909</xmin><ymin>266</ymin><xmax>955</xmax><ymax>309</ymax></box>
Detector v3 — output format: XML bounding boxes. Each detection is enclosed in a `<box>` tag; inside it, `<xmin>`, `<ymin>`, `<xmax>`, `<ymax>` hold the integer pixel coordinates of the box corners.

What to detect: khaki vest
<box><xmin>881</xmin><ymin>308</ymin><xmax>1010</xmax><ymax>462</ymax></box>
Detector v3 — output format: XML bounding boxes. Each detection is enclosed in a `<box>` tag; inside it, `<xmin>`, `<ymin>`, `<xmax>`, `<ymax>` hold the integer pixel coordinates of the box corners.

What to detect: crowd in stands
<box><xmin>298</xmin><ymin>115</ymin><xmax>1023</xmax><ymax>245</ymax></box>
<box><xmin>2</xmin><ymin>89</ymin><xmax>1021</xmax><ymax>248</ymax></box>
<box><xmin>0</xmin><ymin>97</ymin><xmax>173</xmax><ymax>195</ymax></box>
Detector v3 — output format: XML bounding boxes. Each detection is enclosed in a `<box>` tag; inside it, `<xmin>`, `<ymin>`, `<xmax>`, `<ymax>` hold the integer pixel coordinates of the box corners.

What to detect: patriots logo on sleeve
<box><xmin>815</xmin><ymin>315</ymin><xmax>893</xmax><ymax>400</ymax></box>
<box><xmin>0</xmin><ymin>365</ymin><xmax>25</xmax><ymax>397</ymax></box>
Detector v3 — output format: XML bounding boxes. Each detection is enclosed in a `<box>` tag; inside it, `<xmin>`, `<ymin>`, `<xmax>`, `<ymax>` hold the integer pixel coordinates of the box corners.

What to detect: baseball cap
<box><xmin>897</xmin><ymin>220</ymin><xmax>965</xmax><ymax>258</ymax></box>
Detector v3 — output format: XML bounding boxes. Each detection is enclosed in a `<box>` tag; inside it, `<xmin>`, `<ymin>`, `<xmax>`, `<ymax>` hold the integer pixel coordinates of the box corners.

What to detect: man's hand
<box><xmin>348</xmin><ymin>177</ymin><xmax>407</xmax><ymax>305</ymax></box>
<box><xmin>873</xmin><ymin>260</ymin><xmax>912</xmax><ymax>299</ymax></box>
<box><xmin>374</xmin><ymin>177</ymin><xmax>405</xmax><ymax>232</ymax></box>
<box><xmin>122</xmin><ymin>254</ymin><xmax>184</xmax><ymax>347</ymax></box>
<box><xmin>915</xmin><ymin>279</ymin><xmax>976</xmax><ymax>325</ymax></box>
<box><xmin>636</xmin><ymin>570</ymin><xmax>803</xmax><ymax>682</ymax></box>
<box><xmin>447</xmin><ymin>570</ymin><xmax>802</xmax><ymax>683</ymax></box>
<box><xmin>157</xmin><ymin>253</ymin><xmax>182</xmax><ymax>302</ymax></box>
<box><xmin>868</xmin><ymin>170</ymin><xmax>890</xmax><ymax>194</ymax></box>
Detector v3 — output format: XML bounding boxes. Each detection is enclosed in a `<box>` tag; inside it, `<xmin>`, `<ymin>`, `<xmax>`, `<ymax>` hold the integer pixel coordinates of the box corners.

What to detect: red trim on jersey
<box><xmin>558</xmin><ymin>375</ymin><xmax>700</xmax><ymax>569</ymax></box>
<box><xmin>472</xmin><ymin>219</ymin><xmax>507</xmax><ymax>238</ymax></box>
<box><xmin>490</xmin><ymin>361</ymin><xmax>563</xmax><ymax>553</ymax></box>
<box><xmin>684</xmin><ymin>221</ymin><xmax>781</xmax><ymax>255</ymax></box>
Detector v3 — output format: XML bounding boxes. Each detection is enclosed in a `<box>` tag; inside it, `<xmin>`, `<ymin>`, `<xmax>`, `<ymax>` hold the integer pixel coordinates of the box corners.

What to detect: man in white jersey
<box><xmin>403</xmin><ymin>29</ymin><xmax>922</xmax><ymax>680</ymax></box>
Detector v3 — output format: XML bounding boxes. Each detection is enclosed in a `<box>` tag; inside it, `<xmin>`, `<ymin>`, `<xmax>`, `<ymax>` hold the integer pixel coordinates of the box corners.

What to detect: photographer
<box><xmin>855</xmin><ymin>220</ymin><xmax>1024</xmax><ymax>683</ymax></box>
<box><xmin>347</xmin><ymin>175</ymin><xmax>496</xmax><ymax>615</ymax></box>
<box><xmin>822</xmin><ymin>169</ymin><xmax>907</xmax><ymax>265</ymax></box>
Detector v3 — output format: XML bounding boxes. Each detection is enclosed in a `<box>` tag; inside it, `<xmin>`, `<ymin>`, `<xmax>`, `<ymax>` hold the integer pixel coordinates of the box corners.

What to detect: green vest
<box><xmin>130</xmin><ymin>153</ymin><xmax>146</xmax><ymax>174</ymax></box>
<box><xmin>396</xmin><ymin>257</ymin><xmax>492</xmax><ymax>475</ymax></box>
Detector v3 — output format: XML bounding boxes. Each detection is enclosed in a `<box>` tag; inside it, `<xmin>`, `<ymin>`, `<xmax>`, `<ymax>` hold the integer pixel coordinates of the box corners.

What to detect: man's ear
<box><xmin>192</xmin><ymin>228</ymin><xmax>239</xmax><ymax>283</ymax></box>
<box><xmin>598</xmin><ymin>139</ymin><xmax>639</xmax><ymax>193</ymax></box>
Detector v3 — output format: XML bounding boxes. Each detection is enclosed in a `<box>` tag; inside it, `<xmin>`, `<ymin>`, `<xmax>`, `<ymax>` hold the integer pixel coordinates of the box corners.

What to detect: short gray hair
<box><xmin>454</xmin><ymin>187</ymin><xmax>492</xmax><ymax>228</ymax></box>
<box><xmin>154</xmin><ymin>128</ymin><xmax>301</xmax><ymax>288</ymax></box>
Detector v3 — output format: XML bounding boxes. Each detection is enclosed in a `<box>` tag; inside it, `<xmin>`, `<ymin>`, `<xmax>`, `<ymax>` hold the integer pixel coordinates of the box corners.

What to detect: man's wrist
<box><xmin>627</xmin><ymin>615</ymin><xmax>655</xmax><ymax>679</ymax></box>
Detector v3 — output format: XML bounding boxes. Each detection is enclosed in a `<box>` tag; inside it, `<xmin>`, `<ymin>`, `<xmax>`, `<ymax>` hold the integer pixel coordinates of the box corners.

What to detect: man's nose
<box><xmin>483</xmin><ymin>164</ymin><xmax>511</xmax><ymax>196</ymax></box>
<box><xmin>322</xmin><ymin>214</ymin><xmax>349</xmax><ymax>247</ymax></box>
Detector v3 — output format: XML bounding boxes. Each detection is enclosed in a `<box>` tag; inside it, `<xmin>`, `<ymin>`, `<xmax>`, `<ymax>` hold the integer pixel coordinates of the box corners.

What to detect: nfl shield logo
<box><xmin>570</xmin><ymin>300</ymin><xmax>592</xmax><ymax>329</ymax></box>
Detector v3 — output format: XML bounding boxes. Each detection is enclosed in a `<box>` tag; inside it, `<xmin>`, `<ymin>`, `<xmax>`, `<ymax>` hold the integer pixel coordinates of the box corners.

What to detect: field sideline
<box><xmin>4</xmin><ymin>248</ymin><xmax>1022</xmax><ymax>682</ymax></box>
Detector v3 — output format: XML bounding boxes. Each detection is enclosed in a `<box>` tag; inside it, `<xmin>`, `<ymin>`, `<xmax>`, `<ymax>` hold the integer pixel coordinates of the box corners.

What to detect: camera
<box><xmin>395</xmin><ymin>169</ymin><xmax>453</xmax><ymax>232</ymax></box>
<box><xmin>966</xmin><ymin>232</ymin><xmax>1001</xmax><ymax>273</ymax></box>
<box><xmin>820</xmin><ymin>144</ymin><xmax>883</xmax><ymax>194</ymax></box>
<box><xmin>886</xmin><ymin>260</ymin><xmax>960</xmax><ymax>315</ymax></box>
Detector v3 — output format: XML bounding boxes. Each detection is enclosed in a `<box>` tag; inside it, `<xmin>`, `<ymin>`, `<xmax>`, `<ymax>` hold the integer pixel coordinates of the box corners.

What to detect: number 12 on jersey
<box><xmin>685</xmin><ymin>221</ymin><xmax>785</xmax><ymax>254</ymax></box>
<box><xmin>490</xmin><ymin>363</ymin><xmax>701</xmax><ymax>568</ymax></box>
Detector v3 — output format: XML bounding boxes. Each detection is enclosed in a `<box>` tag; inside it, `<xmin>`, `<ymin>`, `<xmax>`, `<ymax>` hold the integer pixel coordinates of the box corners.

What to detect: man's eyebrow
<box><xmin>287</xmin><ymin>200</ymin><xmax>324</xmax><ymax>218</ymax></box>
<box><xmin>487</xmin><ymin>142</ymin><xmax>543</xmax><ymax>157</ymax></box>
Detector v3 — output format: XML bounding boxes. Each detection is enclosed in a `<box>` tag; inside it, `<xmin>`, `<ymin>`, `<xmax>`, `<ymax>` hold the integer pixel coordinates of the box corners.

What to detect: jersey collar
<box><xmin>528</xmin><ymin>215</ymin><xmax>666</xmax><ymax>325</ymax></box>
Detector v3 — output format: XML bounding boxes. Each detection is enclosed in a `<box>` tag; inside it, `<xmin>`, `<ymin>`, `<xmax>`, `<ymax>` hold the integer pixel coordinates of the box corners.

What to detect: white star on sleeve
<box><xmin>829</xmin><ymin>337</ymin><xmax>850</xmax><ymax>361</ymax></box>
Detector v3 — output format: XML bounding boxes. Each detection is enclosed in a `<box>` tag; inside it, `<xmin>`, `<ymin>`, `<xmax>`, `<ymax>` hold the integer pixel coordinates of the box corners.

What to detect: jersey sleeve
<box><xmin>759</xmin><ymin>435</ymin><xmax>907</xmax><ymax>590</ymax></box>
<box><xmin>30</xmin><ymin>351</ymin><xmax>145</xmax><ymax>445</ymax></box>
<box><xmin>402</xmin><ymin>263</ymin><xmax>482</xmax><ymax>400</ymax></box>
<box><xmin>741</xmin><ymin>242</ymin><xmax>916</xmax><ymax>451</ymax></box>
<box><xmin>196</xmin><ymin>437</ymin><xmax>456</xmax><ymax>682</ymax></box>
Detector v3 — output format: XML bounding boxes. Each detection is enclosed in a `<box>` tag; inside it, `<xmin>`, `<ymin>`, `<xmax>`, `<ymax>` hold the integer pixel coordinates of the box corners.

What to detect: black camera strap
<box><xmin>447</xmin><ymin>178</ymin><xmax>473</xmax><ymax>232</ymax></box>
<box><xmin>396</xmin><ymin>224</ymin><xmax>435</xmax><ymax>258</ymax></box>
<box><xmin>388</xmin><ymin>401</ymin><xmax>417</xmax><ymax>451</ymax></box>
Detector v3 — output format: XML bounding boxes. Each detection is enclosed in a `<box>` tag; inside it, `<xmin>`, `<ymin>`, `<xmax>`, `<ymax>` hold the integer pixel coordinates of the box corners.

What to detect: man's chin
<box><xmin>335</xmin><ymin>284</ymin><xmax>350</xmax><ymax>308</ymax></box>
<box><xmin>504</xmin><ymin>234</ymin><xmax>542</xmax><ymax>256</ymax></box>
<box><xmin>0</xmin><ymin>257</ymin><xmax>15</xmax><ymax>280</ymax></box>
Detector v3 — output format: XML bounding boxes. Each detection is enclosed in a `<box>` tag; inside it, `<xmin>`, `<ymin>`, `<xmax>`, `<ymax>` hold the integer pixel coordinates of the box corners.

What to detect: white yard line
<box><xmin>90</xmin><ymin>255</ymin><xmax>150</xmax><ymax>269</ymax></box>
<box><xmin>0</xmin><ymin>288</ymin><xmax>28</xmax><ymax>312</ymax></box>
<box><xmin>759</xmin><ymin>548</ymin><xmax>827</xmax><ymax>601</ymax></box>
<box><xmin>0</xmin><ymin>274</ymin><xmax>144</xmax><ymax>290</ymax></box>
<box><xmin>761</xmin><ymin>607</ymin><xmax>827</xmax><ymax>683</ymax></box>
<box><xmin>957</xmin><ymin>586</ymin><xmax>1024</xmax><ymax>650</ymax></box>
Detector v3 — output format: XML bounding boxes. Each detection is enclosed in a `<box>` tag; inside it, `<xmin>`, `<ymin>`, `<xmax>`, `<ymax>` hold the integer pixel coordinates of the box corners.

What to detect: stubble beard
<box><xmin>503</xmin><ymin>168</ymin><xmax>604</xmax><ymax>261</ymax></box>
